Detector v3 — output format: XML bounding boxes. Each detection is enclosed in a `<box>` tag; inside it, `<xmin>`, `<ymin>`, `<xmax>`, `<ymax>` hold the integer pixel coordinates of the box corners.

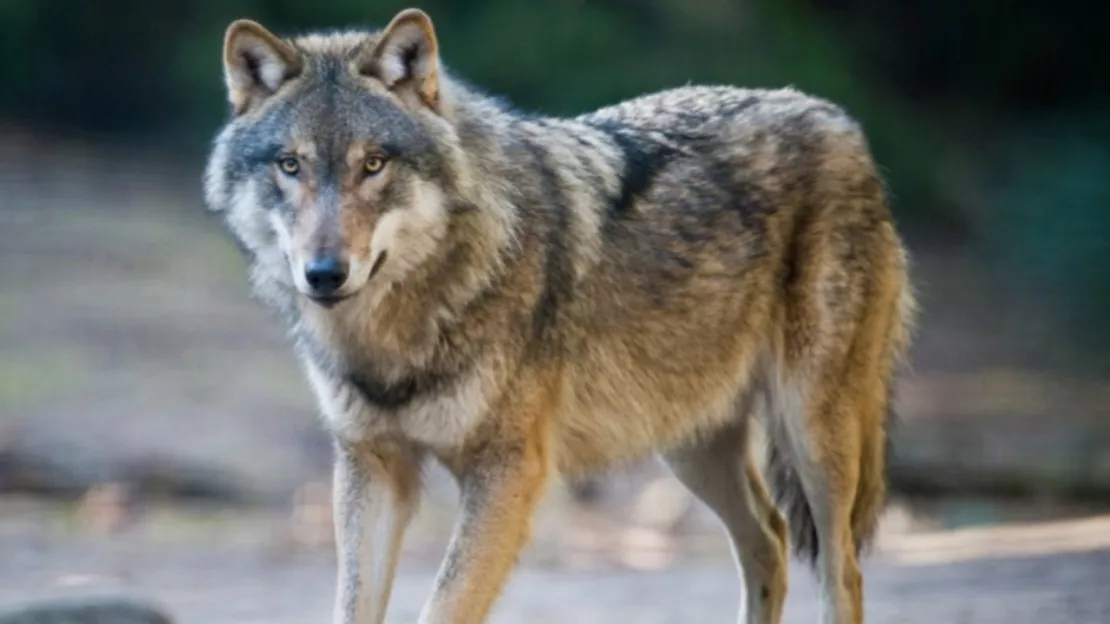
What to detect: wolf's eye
<box><xmin>364</xmin><ymin>156</ymin><xmax>387</xmax><ymax>176</ymax></box>
<box><xmin>278</xmin><ymin>156</ymin><xmax>300</xmax><ymax>176</ymax></box>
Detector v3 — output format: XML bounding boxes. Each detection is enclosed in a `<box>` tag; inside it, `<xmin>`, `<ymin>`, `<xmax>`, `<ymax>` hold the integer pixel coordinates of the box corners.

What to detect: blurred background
<box><xmin>1</xmin><ymin>1</ymin><xmax>1109</xmax><ymax>622</ymax></box>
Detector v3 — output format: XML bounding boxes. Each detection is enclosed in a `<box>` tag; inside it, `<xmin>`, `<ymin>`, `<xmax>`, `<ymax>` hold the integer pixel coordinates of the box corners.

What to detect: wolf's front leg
<box><xmin>418</xmin><ymin>429</ymin><xmax>550</xmax><ymax>624</ymax></box>
<box><xmin>332</xmin><ymin>440</ymin><xmax>423</xmax><ymax>624</ymax></box>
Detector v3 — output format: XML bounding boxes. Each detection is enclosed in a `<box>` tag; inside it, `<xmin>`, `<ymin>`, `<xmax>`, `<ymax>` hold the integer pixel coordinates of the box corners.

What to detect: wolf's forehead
<box><xmin>277</xmin><ymin>60</ymin><xmax>422</xmax><ymax>153</ymax></box>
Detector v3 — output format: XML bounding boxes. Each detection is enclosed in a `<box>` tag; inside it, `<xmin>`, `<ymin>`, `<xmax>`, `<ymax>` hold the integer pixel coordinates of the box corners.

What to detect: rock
<box><xmin>0</xmin><ymin>596</ymin><xmax>173</xmax><ymax>624</ymax></box>
<box><xmin>630</xmin><ymin>477</ymin><xmax>693</xmax><ymax>532</ymax></box>
<box><xmin>0</xmin><ymin>439</ymin><xmax>257</xmax><ymax>505</ymax></box>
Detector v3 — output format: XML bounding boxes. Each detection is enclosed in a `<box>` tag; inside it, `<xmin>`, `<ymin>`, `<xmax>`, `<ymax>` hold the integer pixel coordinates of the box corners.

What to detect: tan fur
<box><xmin>204</xmin><ymin>8</ymin><xmax>916</xmax><ymax>624</ymax></box>
<box><xmin>666</xmin><ymin>414</ymin><xmax>790</xmax><ymax>624</ymax></box>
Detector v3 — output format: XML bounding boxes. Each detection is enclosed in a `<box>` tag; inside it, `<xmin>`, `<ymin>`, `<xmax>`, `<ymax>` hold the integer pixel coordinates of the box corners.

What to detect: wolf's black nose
<box><xmin>304</xmin><ymin>256</ymin><xmax>348</xmax><ymax>296</ymax></box>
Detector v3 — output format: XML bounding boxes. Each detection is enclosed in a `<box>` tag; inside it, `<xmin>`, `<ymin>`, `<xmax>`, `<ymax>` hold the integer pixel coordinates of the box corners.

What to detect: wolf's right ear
<box><xmin>222</xmin><ymin>20</ymin><xmax>302</xmax><ymax>115</ymax></box>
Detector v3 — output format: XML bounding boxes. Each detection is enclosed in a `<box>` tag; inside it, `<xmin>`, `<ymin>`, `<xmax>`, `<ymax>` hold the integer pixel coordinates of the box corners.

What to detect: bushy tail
<box><xmin>764</xmin><ymin>400</ymin><xmax>895</xmax><ymax>567</ymax></box>
<box><xmin>846</xmin><ymin>270</ymin><xmax>914</xmax><ymax>555</ymax></box>
<box><xmin>766</xmin><ymin>254</ymin><xmax>913</xmax><ymax>567</ymax></box>
<box><xmin>850</xmin><ymin>400</ymin><xmax>896</xmax><ymax>556</ymax></box>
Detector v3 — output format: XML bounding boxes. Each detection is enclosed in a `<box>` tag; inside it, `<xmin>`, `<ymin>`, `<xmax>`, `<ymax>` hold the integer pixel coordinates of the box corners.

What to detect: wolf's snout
<box><xmin>304</xmin><ymin>255</ymin><xmax>349</xmax><ymax>297</ymax></box>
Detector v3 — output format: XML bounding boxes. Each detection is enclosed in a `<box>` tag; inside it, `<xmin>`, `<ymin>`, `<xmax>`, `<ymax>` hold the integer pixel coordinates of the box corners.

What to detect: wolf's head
<box><xmin>204</xmin><ymin>9</ymin><xmax>468</xmax><ymax>308</ymax></box>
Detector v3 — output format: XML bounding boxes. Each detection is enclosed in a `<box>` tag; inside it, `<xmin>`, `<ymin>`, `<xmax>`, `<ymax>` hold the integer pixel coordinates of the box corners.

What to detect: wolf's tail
<box><xmin>765</xmin><ymin>275</ymin><xmax>913</xmax><ymax>566</ymax></box>
<box><xmin>764</xmin><ymin>400</ymin><xmax>895</xmax><ymax>567</ymax></box>
<box><xmin>764</xmin><ymin>433</ymin><xmax>819</xmax><ymax>565</ymax></box>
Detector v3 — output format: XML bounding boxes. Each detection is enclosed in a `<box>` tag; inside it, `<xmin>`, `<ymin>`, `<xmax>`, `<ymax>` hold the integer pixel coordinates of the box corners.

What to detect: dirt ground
<box><xmin>3</xmin><ymin>498</ymin><xmax>1110</xmax><ymax>624</ymax></box>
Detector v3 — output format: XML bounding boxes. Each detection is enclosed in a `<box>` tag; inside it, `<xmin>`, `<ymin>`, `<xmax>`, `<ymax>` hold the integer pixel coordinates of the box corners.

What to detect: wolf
<box><xmin>202</xmin><ymin>7</ymin><xmax>916</xmax><ymax>624</ymax></box>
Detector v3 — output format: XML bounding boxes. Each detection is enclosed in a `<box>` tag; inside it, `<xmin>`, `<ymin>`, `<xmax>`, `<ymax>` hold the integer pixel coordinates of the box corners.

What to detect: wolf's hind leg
<box><xmin>663</xmin><ymin>415</ymin><xmax>788</xmax><ymax>624</ymax></box>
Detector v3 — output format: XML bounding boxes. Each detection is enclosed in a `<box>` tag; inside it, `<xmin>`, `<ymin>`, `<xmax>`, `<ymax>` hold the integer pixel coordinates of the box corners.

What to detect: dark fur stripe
<box><xmin>586</xmin><ymin>119</ymin><xmax>676</xmax><ymax>217</ymax></box>
<box><xmin>721</xmin><ymin>94</ymin><xmax>761</xmax><ymax>117</ymax></box>
<box><xmin>296</xmin><ymin>326</ymin><xmax>458</xmax><ymax>410</ymax></box>
<box><xmin>514</xmin><ymin>130</ymin><xmax>574</xmax><ymax>357</ymax></box>
<box><xmin>345</xmin><ymin>369</ymin><xmax>454</xmax><ymax>411</ymax></box>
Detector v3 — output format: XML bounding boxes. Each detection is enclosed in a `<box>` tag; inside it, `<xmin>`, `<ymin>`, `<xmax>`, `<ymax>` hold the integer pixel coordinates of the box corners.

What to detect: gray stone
<box><xmin>0</xmin><ymin>596</ymin><xmax>173</xmax><ymax>624</ymax></box>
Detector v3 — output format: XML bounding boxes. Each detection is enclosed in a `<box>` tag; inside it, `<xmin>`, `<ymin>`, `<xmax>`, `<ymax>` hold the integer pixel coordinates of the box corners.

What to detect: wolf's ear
<box><xmin>357</xmin><ymin>9</ymin><xmax>441</xmax><ymax>109</ymax></box>
<box><xmin>222</xmin><ymin>19</ymin><xmax>302</xmax><ymax>115</ymax></box>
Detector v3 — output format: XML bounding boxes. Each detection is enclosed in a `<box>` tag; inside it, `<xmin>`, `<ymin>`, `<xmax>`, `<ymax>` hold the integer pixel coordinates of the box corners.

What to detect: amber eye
<box><xmin>277</xmin><ymin>156</ymin><xmax>300</xmax><ymax>176</ymax></box>
<box><xmin>364</xmin><ymin>156</ymin><xmax>387</xmax><ymax>175</ymax></box>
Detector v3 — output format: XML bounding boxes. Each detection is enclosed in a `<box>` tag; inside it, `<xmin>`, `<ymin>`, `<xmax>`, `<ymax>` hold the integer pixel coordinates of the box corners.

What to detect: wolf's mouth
<box><xmin>368</xmin><ymin>251</ymin><xmax>388</xmax><ymax>280</ymax></box>
<box><xmin>307</xmin><ymin>293</ymin><xmax>353</xmax><ymax>309</ymax></box>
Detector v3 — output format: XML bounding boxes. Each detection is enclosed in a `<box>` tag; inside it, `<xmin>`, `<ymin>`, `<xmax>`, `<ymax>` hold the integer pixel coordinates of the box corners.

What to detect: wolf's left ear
<box><xmin>223</xmin><ymin>19</ymin><xmax>303</xmax><ymax>115</ymax></box>
<box><xmin>358</xmin><ymin>9</ymin><xmax>441</xmax><ymax>109</ymax></box>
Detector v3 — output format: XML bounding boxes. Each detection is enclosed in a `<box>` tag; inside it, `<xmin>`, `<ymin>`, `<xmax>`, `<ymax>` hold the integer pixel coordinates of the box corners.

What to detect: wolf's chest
<box><xmin>302</xmin><ymin>354</ymin><xmax>495</xmax><ymax>452</ymax></box>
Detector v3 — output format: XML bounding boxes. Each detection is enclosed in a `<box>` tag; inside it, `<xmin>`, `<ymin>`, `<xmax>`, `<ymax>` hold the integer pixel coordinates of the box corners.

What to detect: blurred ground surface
<box><xmin>2</xmin><ymin>498</ymin><xmax>1110</xmax><ymax>623</ymax></box>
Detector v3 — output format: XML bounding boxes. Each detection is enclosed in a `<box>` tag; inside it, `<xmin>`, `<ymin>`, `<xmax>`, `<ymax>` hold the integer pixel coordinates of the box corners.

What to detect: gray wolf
<box><xmin>202</xmin><ymin>7</ymin><xmax>916</xmax><ymax>624</ymax></box>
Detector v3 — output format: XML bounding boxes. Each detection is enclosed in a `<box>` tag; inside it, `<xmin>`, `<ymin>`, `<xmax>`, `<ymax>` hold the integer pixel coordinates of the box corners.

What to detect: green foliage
<box><xmin>974</xmin><ymin>113</ymin><xmax>1110</xmax><ymax>352</ymax></box>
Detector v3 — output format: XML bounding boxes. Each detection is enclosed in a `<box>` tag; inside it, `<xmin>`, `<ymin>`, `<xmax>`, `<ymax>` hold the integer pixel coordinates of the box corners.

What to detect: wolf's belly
<box><xmin>552</xmin><ymin>339</ymin><xmax>761</xmax><ymax>475</ymax></box>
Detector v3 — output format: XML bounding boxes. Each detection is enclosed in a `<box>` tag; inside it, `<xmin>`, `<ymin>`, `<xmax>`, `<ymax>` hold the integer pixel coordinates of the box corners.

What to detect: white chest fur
<box><xmin>299</xmin><ymin>355</ymin><xmax>497</xmax><ymax>452</ymax></box>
